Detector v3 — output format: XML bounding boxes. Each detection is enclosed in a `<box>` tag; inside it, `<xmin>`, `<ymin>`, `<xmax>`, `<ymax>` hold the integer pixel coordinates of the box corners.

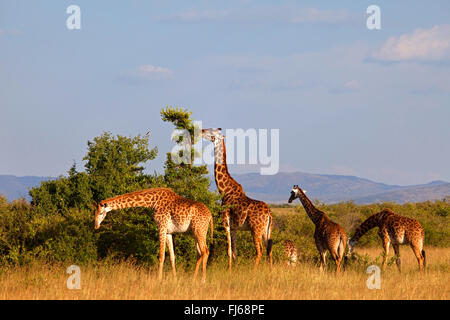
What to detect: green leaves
<box><xmin>84</xmin><ymin>132</ymin><xmax>158</xmax><ymax>202</ymax></box>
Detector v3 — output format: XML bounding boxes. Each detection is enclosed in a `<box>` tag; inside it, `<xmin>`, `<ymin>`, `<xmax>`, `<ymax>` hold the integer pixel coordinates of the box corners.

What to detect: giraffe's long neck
<box><xmin>214</xmin><ymin>139</ymin><xmax>244</xmax><ymax>196</ymax></box>
<box><xmin>350</xmin><ymin>209</ymin><xmax>393</xmax><ymax>243</ymax></box>
<box><xmin>101</xmin><ymin>188</ymin><xmax>170</xmax><ymax>211</ymax></box>
<box><xmin>296</xmin><ymin>190</ymin><xmax>325</xmax><ymax>226</ymax></box>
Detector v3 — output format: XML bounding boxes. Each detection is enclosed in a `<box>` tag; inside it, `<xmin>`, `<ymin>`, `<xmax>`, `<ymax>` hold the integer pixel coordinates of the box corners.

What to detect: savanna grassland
<box><xmin>0</xmin><ymin>205</ymin><xmax>448</xmax><ymax>300</ymax></box>
<box><xmin>0</xmin><ymin>247</ymin><xmax>448</xmax><ymax>300</ymax></box>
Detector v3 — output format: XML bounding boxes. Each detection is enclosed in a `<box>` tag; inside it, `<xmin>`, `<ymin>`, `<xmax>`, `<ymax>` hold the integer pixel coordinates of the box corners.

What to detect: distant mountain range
<box><xmin>229</xmin><ymin>172</ymin><xmax>450</xmax><ymax>204</ymax></box>
<box><xmin>1</xmin><ymin>173</ymin><xmax>449</xmax><ymax>204</ymax></box>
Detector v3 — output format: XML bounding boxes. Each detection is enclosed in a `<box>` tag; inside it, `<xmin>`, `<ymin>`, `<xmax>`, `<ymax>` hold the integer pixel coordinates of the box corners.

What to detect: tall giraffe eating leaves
<box><xmin>348</xmin><ymin>209</ymin><xmax>426</xmax><ymax>271</ymax></box>
<box><xmin>201</xmin><ymin>128</ymin><xmax>273</xmax><ymax>271</ymax></box>
<box><xmin>94</xmin><ymin>187</ymin><xmax>214</xmax><ymax>282</ymax></box>
<box><xmin>288</xmin><ymin>185</ymin><xmax>347</xmax><ymax>274</ymax></box>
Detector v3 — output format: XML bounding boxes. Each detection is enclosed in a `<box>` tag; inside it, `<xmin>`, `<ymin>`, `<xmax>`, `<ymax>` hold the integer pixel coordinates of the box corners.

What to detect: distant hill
<box><xmin>1</xmin><ymin>173</ymin><xmax>449</xmax><ymax>205</ymax></box>
<box><xmin>352</xmin><ymin>182</ymin><xmax>450</xmax><ymax>204</ymax></box>
<box><xmin>0</xmin><ymin>175</ymin><xmax>50</xmax><ymax>201</ymax></box>
<box><xmin>228</xmin><ymin>172</ymin><xmax>449</xmax><ymax>204</ymax></box>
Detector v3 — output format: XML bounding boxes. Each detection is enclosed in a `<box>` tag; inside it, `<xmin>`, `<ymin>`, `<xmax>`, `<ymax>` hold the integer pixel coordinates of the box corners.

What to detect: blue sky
<box><xmin>1</xmin><ymin>0</ymin><xmax>449</xmax><ymax>185</ymax></box>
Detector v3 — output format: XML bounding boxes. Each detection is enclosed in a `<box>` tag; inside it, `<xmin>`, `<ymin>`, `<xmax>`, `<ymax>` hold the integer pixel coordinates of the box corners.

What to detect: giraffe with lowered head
<box><xmin>201</xmin><ymin>128</ymin><xmax>273</xmax><ymax>271</ymax></box>
<box><xmin>94</xmin><ymin>187</ymin><xmax>214</xmax><ymax>282</ymax></box>
<box><xmin>288</xmin><ymin>185</ymin><xmax>347</xmax><ymax>274</ymax></box>
<box><xmin>348</xmin><ymin>208</ymin><xmax>426</xmax><ymax>271</ymax></box>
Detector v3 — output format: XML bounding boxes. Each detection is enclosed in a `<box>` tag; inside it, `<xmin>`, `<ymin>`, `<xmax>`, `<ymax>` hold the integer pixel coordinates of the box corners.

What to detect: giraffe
<box><xmin>94</xmin><ymin>187</ymin><xmax>214</xmax><ymax>282</ymax></box>
<box><xmin>288</xmin><ymin>185</ymin><xmax>347</xmax><ymax>274</ymax></box>
<box><xmin>348</xmin><ymin>209</ymin><xmax>426</xmax><ymax>271</ymax></box>
<box><xmin>201</xmin><ymin>128</ymin><xmax>273</xmax><ymax>271</ymax></box>
<box><xmin>283</xmin><ymin>240</ymin><xmax>298</xmax><ymax>266</ymax></box>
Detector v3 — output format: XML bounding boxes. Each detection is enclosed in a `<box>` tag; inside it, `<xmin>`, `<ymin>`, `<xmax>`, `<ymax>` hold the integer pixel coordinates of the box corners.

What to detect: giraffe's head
<box><xmin>288</xmin><ymin>185</ymin><xmax>307</xmax><ymax>203</ymax></box>
<box><xmin>201</xmin><ymin>128</ymin><xmax>224</xmax><ymax>146</ymax></box>
<box><xmin>94</xmin><ymin>201</ymin><xmax>112</xmax><ymax>229</ymax></box>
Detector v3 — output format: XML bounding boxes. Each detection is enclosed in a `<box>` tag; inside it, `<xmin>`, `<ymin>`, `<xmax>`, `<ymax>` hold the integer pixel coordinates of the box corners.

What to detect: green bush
<box><xmin>0</xmin><ymin>199</ymin><xmax>97</xmax><ymax>265</ymax></box>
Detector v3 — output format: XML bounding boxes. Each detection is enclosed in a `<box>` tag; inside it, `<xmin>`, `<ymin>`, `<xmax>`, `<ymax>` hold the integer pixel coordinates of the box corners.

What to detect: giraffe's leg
<box><xmin>392</xmin><ymin>243</ymin><xmax>401</xmax><ymax>272</ymax></box>
<box><xmin>381</xmin><ymin>238</ymin><xmax>390</xmax><ymax>270</ymax></box>
<box><xmin>158</xmin><ymin>228</ymin><xmax>167</xmax><ymax>280</ymax></box>
<box><xmin>193</xmin><ymin>228</ymin><xmax>209</xmax><ymax>283</ymax></box>
<box><xmin>200</xmin><ymin>237</ymin><xmax>209</xmax><ymax>283</ymax></box>
<box><xmin>223</xmin><ymin>212</ymin><xmax>233</xmax><ymax>272</ymax></box>
<box><xmin>252</xmin><ymin>231</ymin><xmax>263</xmax><ymax>269</ymax></box>
<box><xmin>330</xmin><ymin>250</ymin><xmax>342</xmax><ymax>275</ymax></box>
<box><xmin>231</xmin><ymin>230</ymin><xmax>237</xmax><ymax>260</ymax></box>
<box><xmin>319</xmin><ymin>250</ymin><xmax>327</xmax><ymax>273</ymax></box>
<box><xmin>166</xmin><ymin>234</ymin><xmax>176</xmax><ymax>278</ymax></box>
<box><xmin>411</xmin><ymin>242</ymin><xmax>425</xmax><ymax>271</ymax></box>
<box><xmin>315</xmin><ymin>236</ymin><xmax>327</xmax><ymax>272</ymax></box>
<box><xmin>193</xmin><ymin>242</ymin><xmax>202</xmax><ymax>280</ymax></box>
<box><xmin>333</xmin><ymin>234</ymin><xmax>347</xmax><ymax>275</ymax></box>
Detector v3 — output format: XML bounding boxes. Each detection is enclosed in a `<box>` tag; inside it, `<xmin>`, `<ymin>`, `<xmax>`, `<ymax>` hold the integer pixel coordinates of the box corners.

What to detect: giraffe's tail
<box><xmin>422</xmin><ymin>250</ymin><xmax>426</xmax><ymax>268</ymax></box>
<box><xmin>341</xmin><ymin>236</ymin><xmax>349</xmax><ymax>269</ymax></box>
<box><xmin>266</xmin><ymin>215</ymin><xmax>273</xmax><ymax>257</ymax></box>
<box><xmin>209</xmin><ymin>216</ymin><xmax>214</xmax><ymax>261</ymax></box>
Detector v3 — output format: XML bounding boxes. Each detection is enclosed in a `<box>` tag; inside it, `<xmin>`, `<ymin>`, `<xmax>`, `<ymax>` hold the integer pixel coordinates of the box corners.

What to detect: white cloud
<box><xmin>161</xmin><ymin>9</ymin><xmax>231</xmax><ymax>23</ymax></box>
<box><xmin>373</xmin><ymin>25</ymin><xmax>450</xmax><ymax>62</ymax></box>
<box><xmin>117</xmin><ymin>64</ymin><xmax>173</xmax><ymax>85</ymax></box>
<box><xmin>8</xmin><ymin>29</ymin><xmax>24</xmax><ymax>36</ymax></box>
<box><xmin>290</xmin><ymin>8</ymin><xmax>351</xmax><ymax>24</ymax></box>
<box><xmin>344</xmin><ymin>80</ymin><xmax>360</xmax><ymax>90</ymax></box>
<box><xmin>328</xmin><ymin>80</ymin><xmax>361</xmax><ymax>94</ymax></box>
<box><xmin>0</xmin><ymin>28</ymin><xmax>24</xmax><ymax>37</ymax></box>
<box><xmin>138</xmin><ymin>65</ymin><xmax>173</xmax><ymax>77</ymax></box>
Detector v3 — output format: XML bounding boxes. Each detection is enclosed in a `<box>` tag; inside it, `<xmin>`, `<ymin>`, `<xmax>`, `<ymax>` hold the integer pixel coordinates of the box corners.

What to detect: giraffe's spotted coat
<box><xmin>348</xmin><ymin>209</ymin><xmax>426</xmax><ymax>271</ymax></box>
<box><xmin>289</xmin><ymin>185</ymin><xmax>347</xmax><ymax>274</ymax></box>
<box><xmin>94</xmin><ymin>188</ymin><xmax>213</xmax><ymax>281</ymax></box>
<box><xmin>201</xmin><ymin>128</ymin><xmax>273</xmax><ymax>271</ymax></box>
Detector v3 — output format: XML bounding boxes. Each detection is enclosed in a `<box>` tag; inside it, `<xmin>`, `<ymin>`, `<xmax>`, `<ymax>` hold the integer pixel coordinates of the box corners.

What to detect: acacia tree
<box><xmin>160</xmin><ymin>106</ymin><xmax>219</xmax><ymax>205</ymax></box>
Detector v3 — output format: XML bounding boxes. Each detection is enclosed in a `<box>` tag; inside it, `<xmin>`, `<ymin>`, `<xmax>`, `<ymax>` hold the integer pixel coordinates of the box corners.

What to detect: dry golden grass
<box><xmin>0</xmin><ymin>247</ymin><xmax>448</xmax><ymax>300</ymax></box>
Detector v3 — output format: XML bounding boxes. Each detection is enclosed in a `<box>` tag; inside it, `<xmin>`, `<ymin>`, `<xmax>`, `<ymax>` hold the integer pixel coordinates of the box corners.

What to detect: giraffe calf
<box><xmin>283</xmin><ymin>240</ymin><xmax>298</xmax><ymax>266</ymax></box>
